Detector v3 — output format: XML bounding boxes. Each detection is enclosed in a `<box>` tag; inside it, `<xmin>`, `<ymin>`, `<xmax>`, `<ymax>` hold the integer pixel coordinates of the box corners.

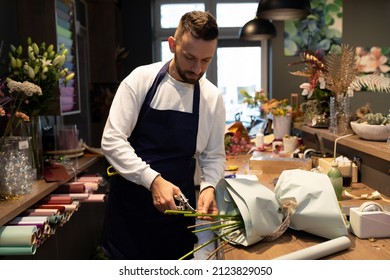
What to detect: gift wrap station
<box><xmin>217</xmin><ymin>125</ymin><xmax>390</xmax><ymax>260</ymax></box>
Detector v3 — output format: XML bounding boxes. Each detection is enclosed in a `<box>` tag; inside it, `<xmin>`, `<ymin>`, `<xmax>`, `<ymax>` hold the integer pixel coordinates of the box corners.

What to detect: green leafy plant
<box><xmin>241</xmin><ymin>89</ymin><xmax>292</xmax><ymax>117</ymax></box>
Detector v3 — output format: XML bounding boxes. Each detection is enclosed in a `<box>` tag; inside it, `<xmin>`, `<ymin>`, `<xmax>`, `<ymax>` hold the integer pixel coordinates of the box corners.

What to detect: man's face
<box><xmin>169</xmin><ymin>32</ymin><xmax>217</xmax><ymax>84</ymax></box>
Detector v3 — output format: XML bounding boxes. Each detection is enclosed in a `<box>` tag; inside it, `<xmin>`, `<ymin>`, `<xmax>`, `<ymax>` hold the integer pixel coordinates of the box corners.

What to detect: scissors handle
<box><xmin>106</xmin><ymin>166</ymin><xmax>118</xmax><ymax>176</ymax></box>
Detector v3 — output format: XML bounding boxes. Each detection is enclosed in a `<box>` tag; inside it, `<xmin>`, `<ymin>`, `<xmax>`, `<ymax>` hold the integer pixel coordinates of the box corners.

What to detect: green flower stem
<box><xmin>165</xmin><ymin>209</ymin><xmax>239</xmax><ymax>219</ymax></box>
<box><xmin>191</xmin><ymin>221</ymin><xmax>243</xmax><ymax>234</ymax></box>
<box><xmin>178</xmin><ymin>225</ymin><xmax>243</xmax><ymax>260</ymax></box>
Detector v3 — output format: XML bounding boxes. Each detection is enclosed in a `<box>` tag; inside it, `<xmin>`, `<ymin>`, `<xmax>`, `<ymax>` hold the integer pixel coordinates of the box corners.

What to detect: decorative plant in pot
<box><xmin>241</xmin><ymin>89</ymin><xmax>293</xmax><ymax>139</ymax></box>
<box><xmin>350</xmin><ymin>104</ymin><xmax>390</xmax><ymax>141</ymax></box>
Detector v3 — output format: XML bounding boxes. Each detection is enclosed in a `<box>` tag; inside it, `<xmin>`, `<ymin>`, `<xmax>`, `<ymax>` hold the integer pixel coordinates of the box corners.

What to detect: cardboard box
<box><xmin>318</xmin><ymin>157</ymin><xmax>358</xmax><ymax>183</ymax></box>
<box><xmin>249</xmin><ymin>152</ymin><xmax>312</xmax><ymax>174</ymax></box>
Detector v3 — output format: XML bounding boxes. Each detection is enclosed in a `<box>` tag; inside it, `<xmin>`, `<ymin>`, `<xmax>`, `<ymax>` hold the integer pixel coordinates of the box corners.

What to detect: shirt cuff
<box><xmin>200</xmin><ymin>181</ymin><xmax>216</xmax><ymax>192</ymax></box>
<box><xmin>141</xmin><ymin>168</ymin><xmax>161</xmax><ymax>190</ymax></box>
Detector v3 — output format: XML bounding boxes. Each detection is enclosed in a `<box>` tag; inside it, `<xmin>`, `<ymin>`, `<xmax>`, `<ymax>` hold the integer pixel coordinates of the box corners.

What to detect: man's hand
<box><xmin>197</xmin><ymin>187</ymin><xmax>218</xmax><ymax>219</ymax></box>
<box><xmin>150</xmin><ymin>175</ymin><xmax>181</xmax><ymax>213</ymax></box>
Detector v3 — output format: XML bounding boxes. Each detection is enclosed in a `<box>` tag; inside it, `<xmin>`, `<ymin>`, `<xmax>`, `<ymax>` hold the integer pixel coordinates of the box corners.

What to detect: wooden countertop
<box><xmin>221</xmin><ymin>154</ymin><xmax>390</xmax><ymax>260</ymax></box>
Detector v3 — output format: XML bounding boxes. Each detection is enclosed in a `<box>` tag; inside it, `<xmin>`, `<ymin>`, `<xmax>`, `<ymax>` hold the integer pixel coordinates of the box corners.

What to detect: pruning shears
<box><xmin>106</xmin><ymin>166</ymin><xmax>119</xmax><ymax>176</ymax></box>
<box><xmin>174</xmin><ymin>193</ymin><xmax>195</xmax><ymax>212</ymax></box>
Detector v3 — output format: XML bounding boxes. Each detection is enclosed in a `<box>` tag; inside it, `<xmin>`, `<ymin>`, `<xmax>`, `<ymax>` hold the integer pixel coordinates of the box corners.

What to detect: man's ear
<box><xmin>168</xmin><ymin>36</ymin><xmax>176</xmax><ymax>53</ymax></box>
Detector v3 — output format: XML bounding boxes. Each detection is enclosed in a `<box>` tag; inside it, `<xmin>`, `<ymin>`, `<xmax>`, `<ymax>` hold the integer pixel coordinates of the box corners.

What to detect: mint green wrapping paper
<box><xmin>0</xmin><ymin>225</ymin><xmax>37</xmax><ymax>246</ymax></box>
<box><xmin>274</xmin><ymin>169</ymin><xmax>348</xmax><ymax>239</ymax></box>
<box><xmin>215</xmin><ymin>178</ymin><xmax>283</xmax><ymax>246</ymax></box>
<box><xmin>0</xmin><ymin>245</ymin><xmax>37</xmax><ymax>255</ymax></box>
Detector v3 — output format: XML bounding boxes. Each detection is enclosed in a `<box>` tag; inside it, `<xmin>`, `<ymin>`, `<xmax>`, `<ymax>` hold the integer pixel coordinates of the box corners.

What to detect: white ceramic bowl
<box><xmin>350</xmin><ymin>121</ymin><xmax>390</xmax><ymax>141</ymax></box>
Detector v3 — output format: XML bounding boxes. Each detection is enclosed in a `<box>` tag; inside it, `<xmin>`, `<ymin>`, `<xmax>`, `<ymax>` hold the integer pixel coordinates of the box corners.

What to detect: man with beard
<box><xmin>100</xmin><ymin>11</ymin><xmax>226</xmax><ymax>260</ymax></box>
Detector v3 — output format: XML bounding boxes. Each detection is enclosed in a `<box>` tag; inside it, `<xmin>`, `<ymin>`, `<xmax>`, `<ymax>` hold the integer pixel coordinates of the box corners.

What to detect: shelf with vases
<box><xmin>299</xmin><ymin>125</ymin><xmax>390</xmax><ymax>162</ymax></box>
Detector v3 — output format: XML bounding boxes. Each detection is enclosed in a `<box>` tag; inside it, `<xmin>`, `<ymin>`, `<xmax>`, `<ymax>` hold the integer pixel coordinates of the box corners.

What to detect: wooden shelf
<box><xmin>299</xmin><ymin>125</ymin><xmax>390</xmax><ymax>162</ymax></box>
<box><xmin>0</xmin><ymin>155</ymin><xmax>100</xmax><ymax>227</ymax></box>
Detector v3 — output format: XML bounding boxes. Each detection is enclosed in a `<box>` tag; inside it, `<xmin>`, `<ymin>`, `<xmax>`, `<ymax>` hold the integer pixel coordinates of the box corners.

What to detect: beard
<box><xmin>174</xmin><ymin>55</ymin><xmax>203</xmax><ymax>84</ymax></box>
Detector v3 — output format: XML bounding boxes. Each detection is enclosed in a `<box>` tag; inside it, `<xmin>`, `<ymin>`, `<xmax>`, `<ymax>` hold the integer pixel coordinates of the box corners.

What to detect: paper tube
<box><xmin>38</xmin><ymin>203</ymin><xmax>79</xmax><ymax>211</ymax></box>
<box><xmin>273</xmin><ymin>236</ymin><xmax>351</xmax><ymax>260</ymax></box>
<box><xmin>50</xmin><ymin>193</ymin><xmax>90</xmax><ymax>200</ymax></box>
<box><xmin>83</xmin><ymin>182</ymin><xmax>99</xmax><ymax>191</ymax></box>
<box><xmin>55</xmin><ymin>182</ymin><xmax>86</xmax><ymax>193</ymax></box>
<box><xmin>8</xmin><ymin>216</ymin><xmax>49</xmax><ymax>225</ymax></box>
<box><xmin>25</xmin><ymin>208</ymin><xmax>60</xmax><ymax>215</ymax></box>
<box><xmin>0</xmin><ymin>244</ymin><xmax>37</xmax><ymax>255</ymax></box>
<box><xmin>43</xmin><ymin>196</ymin><xmax>73</xmax><ymax>204</ymax></box>
<box><xmin>78</xmin><ymin>176</ymin><xmax>102</xmax><ymax>183</ymax></box>
<box><xmin>36</xmin><ymin>205</ymin><xmax>66</xmax><ymax>212</ymax></box>
<box><xmin>0</xmin><ymin>226</ymin><xmax>37</xmax><ymax>246</ymax></box>
<box><xmin>81</xmin><ymin>194</ymin><xmax>105</xmax><ymax>202</ymax></box>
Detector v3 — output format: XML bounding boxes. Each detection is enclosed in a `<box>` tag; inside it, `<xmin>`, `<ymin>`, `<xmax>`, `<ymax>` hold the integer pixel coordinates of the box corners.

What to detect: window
<box><xmin>154</xmin><ymin>1</ymin><xmax>268</xmax><ymax>127</ymax></box>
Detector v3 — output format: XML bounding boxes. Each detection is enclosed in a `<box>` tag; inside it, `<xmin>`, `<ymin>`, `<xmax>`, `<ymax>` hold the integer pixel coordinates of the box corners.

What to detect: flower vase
<box><xmin>273</xmin><ymin>115</ymin><xmax>292</xmax><ymax>139</ymax></box>
<box><xmin>28</xmin><ymin>115</ymin><xmax>44</xmax><ymax>180</ymax></box>
<box><xmin>329</xmin><ymin>96</ymin><xmax>351</xmax><ymax>135</ymax></box>
<box><xmin>0</xmin><ymin>137</ymin><xmax>34</xmax><ymax>196</ymax></box>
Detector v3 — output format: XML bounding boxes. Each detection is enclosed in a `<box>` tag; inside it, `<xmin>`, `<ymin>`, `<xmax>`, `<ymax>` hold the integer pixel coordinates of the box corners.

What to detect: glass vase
<box><xmin>272</xmin><ymin>115</ymin><xmax>292</xmax><ymax>139</ymax></box>
<box><xmin>329</xmin><ymin>96</ymin><xmax>351</xmax><ymax>135</ymax></box>
<box><xmin>28</xmin><ymin>115</ymin><xmax>44</xmax><ymax>180</ymax></box>
<box><xmin>0</xmin><ymin>136</ymin><xmax>34</xmax><ymax>196</ymax></box>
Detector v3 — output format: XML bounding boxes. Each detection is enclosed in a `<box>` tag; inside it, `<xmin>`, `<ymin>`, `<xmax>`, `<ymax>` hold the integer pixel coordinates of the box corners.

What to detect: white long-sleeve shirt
<box><xmin>101</xmin><ymin>61</ymin><xmax>226</xmax><ymax>191</ymax></box>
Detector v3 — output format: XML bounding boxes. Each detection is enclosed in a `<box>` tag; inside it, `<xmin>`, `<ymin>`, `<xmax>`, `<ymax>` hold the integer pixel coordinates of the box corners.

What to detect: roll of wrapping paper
<box><xmin>54</xmin><ymin>182</ymin><xmax>86</xmax><ymax>193</ymax></box>
<box><xmin>273</xmin><ymin>236</ymin><xmax>351</xmax><ymax>260</ymax></box>
<box><xmin>42</xmin><ymin>196</ymin><xmax>73</xmax><ymax>204</ymax></box>
<box><xmin>38</xmin><ymin>202</ymin><xmax>79</xmax><ymax>211</ymax></box>
<box><xmin>8</xmin><ymin>216</ymin><xmax>48</xmax><ymax>226</ymax></box>
<box><xmin>36</xmin><ymin>205</ymin><xmax>66</xmax><ymax>213</ymax></box>
<box><xmin>84</xmin><ymin>182</ymin><xmax>99</xmax><ymax>192</ymax></box>
<box><xmin>78</xmin><ymin>176</ymin><xmax>103</xmax><ymax>183</ymax></box>
<box><xmin>0</xmin><ymin>244</ymin><xmax>37</xmax><ymax>255</ymax></box>
<box><xmin>50</xmin><ymin>193</ymin><xmax>90</xmax><ymax>200</ymax></box>
<box><xmin>20</xmin><ymin>212</ymin><xmax>62</xmax><ymax>225</ymax></box>
<box><xmin>81</xmin><ymin>194</ymin><xmax>105</xmax><ymax>202</ymax></box>
<box><xmin>24</xmin><ymin>208</ymin><xmax>60</xmax><ymax>215</ymax></box>
<box><xmin>7</xmin><ymin>216</ymin><xmax>51</xmax><ymax>235</ymax></box>
<box><xmin>0</xmin><ymin>225</ymin><xmax>37</xmax><ymax>246</ymax></box>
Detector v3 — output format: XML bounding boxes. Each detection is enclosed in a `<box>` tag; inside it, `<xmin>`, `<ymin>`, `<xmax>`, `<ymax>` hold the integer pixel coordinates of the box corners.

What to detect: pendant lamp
<box><xmin>257</xmin><ymin>0</ymin><xmax>311</xmax><ymax>20</ymax></box>
<box><xmin>239</xmin><ymin>18</ymin><xmax>276</xmax><ymax>41</ymax></box>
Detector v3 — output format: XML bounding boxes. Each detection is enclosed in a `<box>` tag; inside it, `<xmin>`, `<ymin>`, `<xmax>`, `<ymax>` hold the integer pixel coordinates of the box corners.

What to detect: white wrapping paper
<box><xmin>274</xmin><ymin>236</ymin><xmax>351</xmax><ymax>260</ymax></box>
<box><xmin>216</xmin><ymin>178</ymin><xmax>283</xmax><ymax>246</ymax></box>
<box><xmin>215</xmin><ymin>169</ymin><xmax>348</xmax><ymax>248</ymax></box>
<box><xmin>274</xmin><ymin>169</ymin><xmax>348</xmax><ymax>239</ymax></box>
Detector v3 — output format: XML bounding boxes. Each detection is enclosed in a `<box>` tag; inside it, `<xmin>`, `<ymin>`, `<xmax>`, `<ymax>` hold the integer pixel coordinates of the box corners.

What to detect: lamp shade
<box><xmin>257</xmin><ymin>0</ymin><xmax>311</xmax><ymax>20</ymax></box>
<box><xmin>239</xmin><ymin>18</ymin><xmax>276</xmax><ymax>41</ymax></box>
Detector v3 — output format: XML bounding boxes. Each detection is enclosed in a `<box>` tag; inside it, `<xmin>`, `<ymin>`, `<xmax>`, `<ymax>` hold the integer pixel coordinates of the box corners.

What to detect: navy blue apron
<box><xmin>101</xmin><ymin>61</ymin><xmax>200</xmax><ymax>260</ymax></box>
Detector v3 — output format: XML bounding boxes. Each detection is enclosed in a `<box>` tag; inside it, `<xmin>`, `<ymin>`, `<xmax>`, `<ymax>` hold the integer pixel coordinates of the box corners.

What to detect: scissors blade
<box><xmin>174</xmin><ymin>193</ymin><xmax>195</xmax><ymax>212</ymax></box>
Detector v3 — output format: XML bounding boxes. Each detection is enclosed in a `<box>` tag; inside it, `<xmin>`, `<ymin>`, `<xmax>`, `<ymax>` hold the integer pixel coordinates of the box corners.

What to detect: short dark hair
<box><xmin>175</xmin><ymin>11</ymin><xmax>219</xmax><ymax>41</ymax></box>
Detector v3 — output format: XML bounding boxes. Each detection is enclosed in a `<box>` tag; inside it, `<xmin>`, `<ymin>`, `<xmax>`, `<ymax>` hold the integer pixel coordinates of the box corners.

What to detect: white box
<box><xmin>318</xmin><ymin>157</ymin><xmax>358</xmax><ymax>183</ymax></box>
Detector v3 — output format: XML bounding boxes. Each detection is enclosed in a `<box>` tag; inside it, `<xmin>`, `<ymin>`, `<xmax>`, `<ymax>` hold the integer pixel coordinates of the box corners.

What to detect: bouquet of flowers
<box><xmin>241</xmin><ymin>89</ymin><xmax>292</xmax><ymax>117</ymax></box>
<box><xmin>224</xmin><ymin>121</ymin><xmax>252</xmax><ymax>156</ymax></box>
<box><xmin>166</xmin><ymin>169</ymin><xmax>349</xmax><ymax>260</ymax></box>
<box><xmin>3</xmin><ymin>37</ymin><xmax>74</xmax><ymax>118</ymax></box>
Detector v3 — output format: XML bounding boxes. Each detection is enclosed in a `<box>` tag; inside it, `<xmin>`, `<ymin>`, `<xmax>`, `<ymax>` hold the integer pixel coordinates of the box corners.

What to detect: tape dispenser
<box><xmin>350</xmin><ymin>201</ymin><xmax>390</xmax><ymax>238</ymax></box>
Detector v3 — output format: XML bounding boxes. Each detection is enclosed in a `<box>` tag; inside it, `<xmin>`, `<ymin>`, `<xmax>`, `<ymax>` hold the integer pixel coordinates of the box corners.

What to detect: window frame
<box><xmin>153</xmin><ymin>0</ymin><xmax>270</xmax><ymax>92</ymax></box>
